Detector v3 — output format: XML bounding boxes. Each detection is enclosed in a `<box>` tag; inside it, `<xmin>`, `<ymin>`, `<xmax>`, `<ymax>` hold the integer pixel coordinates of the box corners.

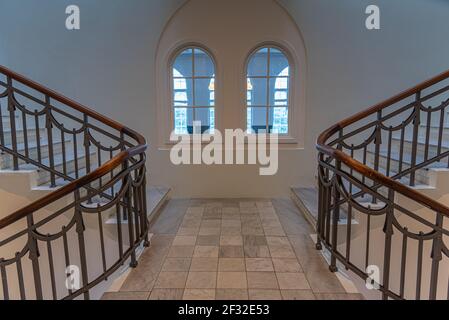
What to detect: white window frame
<box><xmin>169</xmin><ymin>45</ymin><xmax>217</xmax><ymax>138</ymax></box>
<box><xmin>245</xmin><ymin>44</ymin><xmax>294</xmax><ymax>139</ymax></box>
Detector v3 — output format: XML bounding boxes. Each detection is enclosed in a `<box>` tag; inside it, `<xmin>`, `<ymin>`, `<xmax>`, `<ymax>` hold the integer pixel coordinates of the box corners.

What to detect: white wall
<box><xmin>1</xmin><ymin>0</ymin><xmax>449</xmax><ymax>198</ymax></box>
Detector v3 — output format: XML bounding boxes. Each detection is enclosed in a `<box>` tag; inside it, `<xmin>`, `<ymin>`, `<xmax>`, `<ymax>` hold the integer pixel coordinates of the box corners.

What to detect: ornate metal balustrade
<box><xmin>0</xmin><ymin>66</ymin><xmax>148</xmax><ymax>300</ymax></box>
<box><xmin>317</xmin><ymin>69</ymin><xmax>449</xmax><ymax>300</ymax></box>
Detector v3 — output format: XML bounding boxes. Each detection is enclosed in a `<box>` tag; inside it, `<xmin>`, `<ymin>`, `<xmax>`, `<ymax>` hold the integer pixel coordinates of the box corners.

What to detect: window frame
<box><xmin>169</xmin><ymin>45</ymin><xmax>217</xmax><ymax>136</ymax></box>
<box><xmin>245</xmin><ymin>44</ymin><xmax>293</xmax><ymax>137</ymax></box>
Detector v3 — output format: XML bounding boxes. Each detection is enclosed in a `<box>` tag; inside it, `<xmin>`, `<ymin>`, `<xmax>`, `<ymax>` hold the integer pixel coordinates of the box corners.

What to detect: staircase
<box><xmin>294</xmin><ymin>69</ymin><xmax>449</xmax><ymax>300</ymax></box>
<box><xmin>0</xmin><ymin>66</ymin><xmax>164</xmax><ymax>300</ymax></box>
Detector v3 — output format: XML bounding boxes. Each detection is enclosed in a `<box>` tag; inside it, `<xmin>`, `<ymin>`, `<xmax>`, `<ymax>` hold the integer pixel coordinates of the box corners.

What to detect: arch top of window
<box><xmin>247</xmin><ymin>46</ymin><xmax>290</xmax><ymax>78</ymax></box>
<box><xmin>172</xmin><ymin>46</ymin><xmax>216</xmax><ymax>79</ymax></box>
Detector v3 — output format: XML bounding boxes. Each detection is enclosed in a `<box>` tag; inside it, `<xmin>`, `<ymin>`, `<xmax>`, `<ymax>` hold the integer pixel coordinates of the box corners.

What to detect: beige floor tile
<box><xmin>218</xmin><ymin>258</ymin><xmax>245</xmax><ymax>272</ymax></box>
<box><xmin>219</xmin><ymin>246</ymin><xmax>244</xmax><ymax>258</ymax></box>
<box><xmin>281</xmin><ymin>290</ymin><xmax>316</xmax><ymax>300</ymax></box>
<box><xmin>216</xmin><ymin>289</ymin><xmax>249</xmax><ymax>300</ymax></box>
<box><xmin>272</xmin><ymin>258</ymin><xmax>303</xmax><ymax>273</ymax></box>
<box><xmin>256</xmin><ymin>201</ymin><xmax>273</xmax><ymax>208</ymax></box>
<box><xmin>201</xmin><ymin>220</ymin><xmax>222</xmax><ymax>228</ymax></box>
<box><xmin>173</xmin><ymin>236</ymin><xmax>197</xmax><ymax>246</ymax></box>
<box><xmin>181</xmin><ymin>219</ymin><xmax>202</xmax><ymax>229</ymax></box>
<box><xmin>194</xmin><ymin>246</ymin><xmax>219</xmax><ymax>258</ymax></box>
<box><xmin>221</xmin><ymin>227</ymin><xmax>242</xmax><ymax>235</ymax></box>
<box><xmin>102</xmin><ymin>292</ymin><xmax>149</xmax><ymax>300</ymax></box>
<box><xmin>183</xmin><ymin>289</ymin><xmax>216</xmax><ymax>300</ymax></box>
<box><xmin>220</xmin><ymin>235</ymin><xmax>243</xmax><ymax>246</ymax></box>
<box><xmin>186</xmin><ymin>272</ymin><xmax>217</xmax><ymax>289</ymax></box>
<box><xmin>196</xmin><ymin>235</ymin><xmax>220</xmax><ymax>246</ymax></box>
<box><xmin>244</xmin><ymin>245</ymin><xmax>271</xmax><ymax>258</ymax></box>
<box><xmin>217</xmin><ymin>272</ymin><xmax>248</xmax><ymax>289</ymax></box>
<box><xmin>168</xmin><ymin>246</ymin><xmax>195</xmax><ymax>258</ymax></box>
<box><xmin>177</xmin><ymin>227</ymin><xmax>200</xmax><ymax>236</ymax></box>
<box><xmin>240</xmin><ymin>201</ymin><xmax>256</xmax><ymax>208</ymax></box>
<box><xmin>314</xmin><ymin>293</ymin><xmax>364</xmax><ymax>300</ymax></box>
<box><xmin>155</xmin><ymin>272</ymin><xmax>188</xmax><ymax>289</ymax></box>
<box><xmin>266</xmin><ymin>237</ymin><xmax>291</xmax><ymax>247</ymax></box>
<box><xmin>305</xmin><ymin>273</ymin><xmax>347</xmax><ymax>294</ymax></box>
<box><xmin>149</xmin><ymin>289</ymin><xmax>184</xmax><ymax>300</ymax></box>
<box><xmin>222</xmin><ymin>220</ymin><xmax>241</xmax><ymax>228</ymax></box>
<box><xmin>268</xmin><ymin>245</ymin><xmax>296</xmax><ymax>258</ymax></box>
<box><xmin>222</xmin><ymin>213</ymin><xmax>241</xmax><ymax>220</ymax></box>
<box><xmin>240</xmin><ymin>207</ymin><xmax>259</xmax><ymax>214</ymax></box>
<box><xmin>222</xmin><ymin>207</ymin><xmax>239</xmax><ymax>214</ymax></box>
<box><xmin>186</xmin><ymin>207</ymin><xmax>204</xmax><ymax>215</ymax></box>
<box><xmin>203</xmin><ymin>212</ymin><xmax>222</xmax><ymax>220</ymax></box>
<box><xmin>190</xmin><ymin>258</ymin><xmax>218</xmax><ymax>271</ymax></box>
<box><xmin>276</xmin><ymin>273</ymin><xmax>311</xmax><ymax>290</ymax></box>
<box><xmin>243</xmin><ymin>235</ymin><xmax>267</xmax><ymax>246</ymax></box>
<box><xmin>162</xmin><ymin>258</ymin><xmax>192</xmax><ymax>272</ymax></box>
<box><xmin>199</xmin><ymin>227</ymin><xmax>221</xmax><ymax>236</ymax></box>
<box><xmin>248</xmin><ymin>289</ymin><xmax>282</xmax><ymax>300</ymax></box>
<box><xmin>245</xmin><ymin>258</ymin><xmax>274</xmax><ymax>272</ymax></box>
<box><xmin>247</xmin><ymin>272</ymin><xmax>279</xmax><ymax>289</ymax></box>
<box><xmin>263</xmin><ymin>226</ymin><xmax>286</xmax><ymax>236</ymax></box>
<box><xmin>241</xmin><ymin>227</ymin><xmax>265</xmax><ymax>236</ymax></box>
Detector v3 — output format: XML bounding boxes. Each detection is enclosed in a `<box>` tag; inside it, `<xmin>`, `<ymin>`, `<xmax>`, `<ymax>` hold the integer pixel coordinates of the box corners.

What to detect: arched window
<box><xmin>172</xmin><ymin>47</ymin><xmax>216</xmax><ymax>134</ymax></box>
<box><xmin>246</xmin><ymin>46</ymin><xmax>290</xmax><ymax>134</ymax></box>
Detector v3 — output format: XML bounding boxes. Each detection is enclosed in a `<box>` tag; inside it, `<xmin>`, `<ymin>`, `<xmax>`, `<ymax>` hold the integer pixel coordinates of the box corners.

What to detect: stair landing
<box><xmin>102</xmin><ymin>198</ymin><xmax>363</xmax><ymax>300</ymax></box>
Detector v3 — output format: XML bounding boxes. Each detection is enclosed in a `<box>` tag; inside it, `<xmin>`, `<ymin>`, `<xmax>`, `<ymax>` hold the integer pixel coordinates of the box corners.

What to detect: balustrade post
<box><xmin>142</xmin><ymin>175</ymin><xmax>150</xmax><ymax>247</ymax></box>
<box><xmin>382</xmin><ymin>189</ymin><xmax>395</xmax><ymax>300</ymax></box>
<box><xmin>26</xmin><ymin>214</ymin><xmax>43</xmax><ymax>300</ymax></box>
<box><xmin>83</xmin><ymin>115</ymin><xmax>92</xmax><ymax>203</ymax></box>
<box><xmin>429</xmin><ymin>212</ymin><xmax>443</xmax><ymax>300</ymax></box>
<box><xmin>410</xmin><ymin>92</ymin><xmax>421</xmax><ymax>186</ymax></box>
<box><xmin>7</xmin><ymin>76</ymin><xmax>19</xmax><ymax>170</ymax></box>
<box><xmin>45</xmin><ymin>96</ymin><xmax>56</xmax><ymax>187</ymax></box>
<box><xmin>74</xmin><ymin>191</ymin><xmax>90</xmax><ymax>300</ymax></box>
<box><xmin>316</xmin><ymin>155</ymin><xmax>324</xmax><ymax>251</ymax></box>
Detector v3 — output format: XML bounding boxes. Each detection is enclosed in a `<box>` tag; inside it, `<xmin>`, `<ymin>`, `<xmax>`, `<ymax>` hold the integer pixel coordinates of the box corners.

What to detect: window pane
<box><xmin>193</xmin><ymin>108</ymin><xmax>213</xmax><ymax>133</ymax></box>
<box><xmin>248</xmin><ymin>107</ymin><xmax>267</xmax><ymax>133</ymax></box>
<box><xmin>194</xmin><ymin>78</ymin><xmax>215</xmax><ymax>106</ymax></box>
<box><xmin>269</xmin><ymin>49</ymin><xmax>289</xmax><ymax>77</ymax></box>
<box><xmin>247</xmin><ymin>48</ymin><xmax>269</xmax><ymax>77</ymax></box>
<box><xmin>174</xmin><ymin>108</ymin><xmax>193</xmax><ymax>134</ymax></box>
<box><xmin>269</xmin><ymin>107</ymin><xmax>289</xmax><ymax>134</ymax></box>
<box><xmin>173</xmin><ymin>78</ymin><xmax>193</xmax><ymax>106</ymax></box>
<box><xmin>194</xmin><ymin>49</ymin><xmax>214</xmax><ymax>77</ymax></box>
<box><xmin>249</xmin><ymin>78</ymin><xmax>268</xmax><ymax>106</ymax></box>
<box><xmin>270</xmin><ymin>77</ymin><xmax>289</xmax><ymax>106</ymax></box>
<box><xmin>173</xmin><ymin>49</ymin><xmax>193</xmax><ymax>78</ymax></box>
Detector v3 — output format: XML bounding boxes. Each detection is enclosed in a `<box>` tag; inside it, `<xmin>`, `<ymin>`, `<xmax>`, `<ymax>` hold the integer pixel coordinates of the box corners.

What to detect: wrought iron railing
<box><xmin>317</xmin><ymin>69</ymin><xmax>449</xmax><ymax>300</ymax></box>
<box><xmin>0</xmin><ymin>66</ymin><xmax>148</xmax><ymax>300</ymax></box>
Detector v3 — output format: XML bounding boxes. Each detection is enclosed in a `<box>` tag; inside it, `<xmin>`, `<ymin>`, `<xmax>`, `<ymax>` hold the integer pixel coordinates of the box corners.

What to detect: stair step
<box><xmin>106</xmin><ymin>186</ymin><xmax>171</xmax><ymax>225</ymax></box>
<box><xmin>0</xmin><ymin>138</ymin><xmax>72</xmax><ymax>169</ymax></box>
<box><xmin>290</xmin><ymin>187</ymin><xmax>356</xmax><ymax>230</ymax></box>
<box><xmin>418</xmin><ymin>125</ymin><xmax>449</xmax><ymax>142</ymax></box>
<box><xmin>1</xmin><ymin>127</ymin><xmax>47</xmax><ymax>145</ymax></box>
<box><xmin>16</xmin><ymin>150</ymin><xmax>96</xmax><ymax>186</ymax></box>
<box><xmin>366</xmin><ymin>149</ymin><xmax>448</xmax><ymax>185</ymax></box>
<box><xmin>391</xmin><ymin>135</ymin><xmax>449</xmax><ymax>156</ymax></box>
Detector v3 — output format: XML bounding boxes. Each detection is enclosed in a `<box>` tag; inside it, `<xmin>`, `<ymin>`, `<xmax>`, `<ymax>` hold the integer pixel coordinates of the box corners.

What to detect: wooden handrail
<box><xmin>317</xmin><ymin>68</ymin><xmax>449</xmax><ymax>217</ymax></box>
<box><xmin>0</xmin><ymin>65</ymin><xmax>147</xmax><ymax>230</ymax></box>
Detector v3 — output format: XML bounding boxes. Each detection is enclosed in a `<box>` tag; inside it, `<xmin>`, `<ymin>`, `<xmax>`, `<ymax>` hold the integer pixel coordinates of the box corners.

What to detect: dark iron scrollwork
<box><xmin>0</xmin><ymin>66</ymin><xmax>148</xmax><ymax>300</ymax></box>
<box><xmin>317</xmin><ymin>69</ymin><xmax>449</xmax><ymax>300</ymax></box>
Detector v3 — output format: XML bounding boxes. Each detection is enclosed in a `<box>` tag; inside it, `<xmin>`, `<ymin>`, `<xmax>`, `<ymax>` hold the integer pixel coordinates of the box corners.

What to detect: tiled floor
<box><xmin>102</xmin><ymin>198</ymin><xmax>364</xmax><ymax>300</ymax></box>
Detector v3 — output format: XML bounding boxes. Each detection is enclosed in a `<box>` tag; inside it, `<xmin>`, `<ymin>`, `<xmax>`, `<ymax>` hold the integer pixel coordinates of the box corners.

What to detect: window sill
<box><xmin>159</xmin><ymin>134</ymin><xmax>302</xmax><ymax>150</ymax></box>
